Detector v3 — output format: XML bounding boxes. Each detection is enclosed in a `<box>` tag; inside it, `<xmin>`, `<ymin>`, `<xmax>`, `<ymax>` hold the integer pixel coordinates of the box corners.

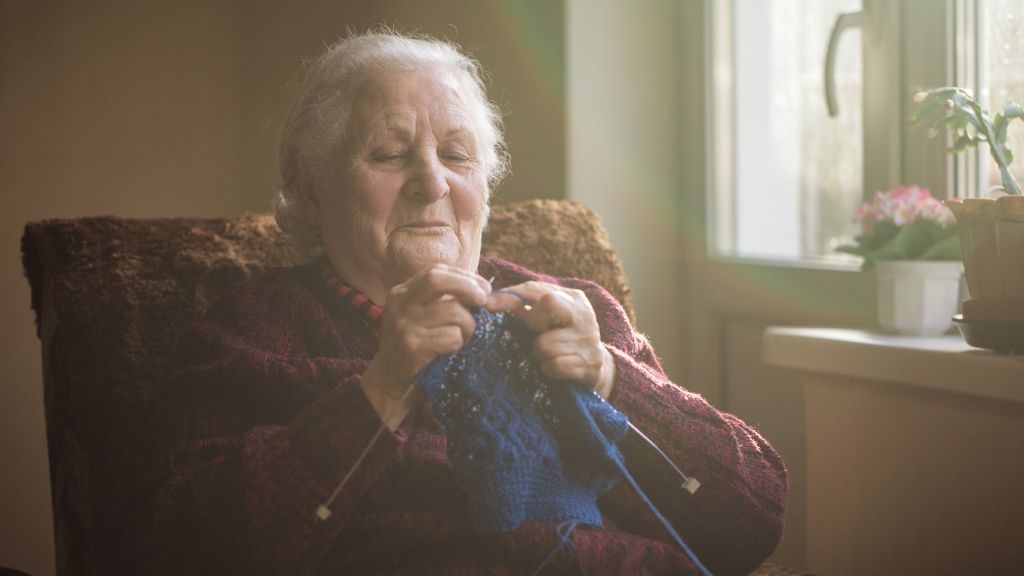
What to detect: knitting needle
<box><xmin>318</xmin><ymin>292</ymin><xmax>700</xmax><ymax>522</ymax></box>
<box><xmin>319</xmin><ymin>282</ymin><xmax>500</xmax><ymax>521</ymax></box>
<box><xmin>315</xmin><ymin>381</ymin><xmax>418</xmax><ymax>522</ymax></box>
<box><xmin>496</xmin><ymin>288</ymin><xmax>700</xmax><ymax>494</ymax></box>
<box><xmin>625</xmin><ymin>420</ymin><xmax>700</xmax><ymax>494</ymax></box>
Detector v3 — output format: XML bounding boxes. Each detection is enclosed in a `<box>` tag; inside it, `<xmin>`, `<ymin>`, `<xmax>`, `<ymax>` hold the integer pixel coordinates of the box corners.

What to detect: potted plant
<box><xmin>911</xmin><ymin>87</ymin><xmax>1024</xmax><ymax>351</ymax></box>
<box><xmin>838</xmin><ymin>185</ymin><xmax>963</xmax><ymax>335</ymax></box>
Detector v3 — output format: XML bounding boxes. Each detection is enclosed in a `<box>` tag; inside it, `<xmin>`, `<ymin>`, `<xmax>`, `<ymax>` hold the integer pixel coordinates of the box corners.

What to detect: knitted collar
<box><xmin>318</xmin><ymin>258</ymin><xmax>384</xmax><ymax>329</ymax></box>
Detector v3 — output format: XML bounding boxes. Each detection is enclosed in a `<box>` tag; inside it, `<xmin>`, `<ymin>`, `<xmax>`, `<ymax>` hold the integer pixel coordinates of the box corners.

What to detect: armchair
<box><xmin>21</xmin><ymin>199</ymin><xmax>801</xmax><ymax>576</ymax></box>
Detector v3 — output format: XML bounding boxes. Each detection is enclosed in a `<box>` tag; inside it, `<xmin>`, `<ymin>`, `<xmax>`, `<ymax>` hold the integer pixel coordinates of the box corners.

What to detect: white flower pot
<box><xmin>875</xmin><ymin>260</ymin><xmax>963</xmax><ymax>336</ymax></box>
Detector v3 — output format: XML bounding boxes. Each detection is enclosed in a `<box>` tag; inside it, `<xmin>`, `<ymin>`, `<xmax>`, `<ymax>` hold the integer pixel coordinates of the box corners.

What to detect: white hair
<box><xmin>274</xmin><ymin>29</ymin><xmax>510</xmax><ymax>258</ymax></box>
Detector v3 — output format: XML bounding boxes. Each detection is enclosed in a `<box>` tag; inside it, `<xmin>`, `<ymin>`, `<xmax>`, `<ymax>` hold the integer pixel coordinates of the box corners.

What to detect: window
<box><xmin>711</xmin><ymin>0</ymin><xmax>863</xmax><ymax>264</ymax></box>
<box><xmin>710</xmin><ymin>0</ymin><xmax>1024</xmax><ymax>265</ymax></box>
<box><xmin>970</xmin><ymin>0</ymin><xmax>1024</xmax><ymax>193</ymax></box>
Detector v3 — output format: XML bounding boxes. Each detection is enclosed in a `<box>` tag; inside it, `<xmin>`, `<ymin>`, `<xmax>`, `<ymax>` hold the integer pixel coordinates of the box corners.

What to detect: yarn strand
<box><xmin>529</xmin><ymin>520</ymin><xmax>580</xmax><ymax>576</ymax></box>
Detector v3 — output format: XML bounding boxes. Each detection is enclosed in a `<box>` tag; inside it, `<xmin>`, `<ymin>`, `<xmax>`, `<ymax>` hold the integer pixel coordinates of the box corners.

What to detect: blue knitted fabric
<box><xmin>414</xmin><ymin>309</ymin><xmax>629</xmax><ymax>535</ymax></box>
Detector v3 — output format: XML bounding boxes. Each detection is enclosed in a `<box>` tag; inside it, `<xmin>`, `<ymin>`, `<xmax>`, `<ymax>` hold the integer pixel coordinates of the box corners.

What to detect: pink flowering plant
<box><xmin>838</xmin><ymin>185</ymin><xmax>961</xmax><ymax>267</ymax></box>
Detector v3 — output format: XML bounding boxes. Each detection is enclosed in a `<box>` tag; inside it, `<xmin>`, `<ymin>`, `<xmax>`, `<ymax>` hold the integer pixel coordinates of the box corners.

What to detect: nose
<box><xmin>405</xmin><ymin>149</ymin><xmax>450</xmax><ymax>201</ymax></box>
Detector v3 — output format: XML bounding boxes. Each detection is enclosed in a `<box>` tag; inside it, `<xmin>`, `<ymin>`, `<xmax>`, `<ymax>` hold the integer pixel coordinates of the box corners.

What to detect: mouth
<box><xmin>400</xmin><ymin>221</ymin><xmax>451</xmax><ymax>230</ymax></box>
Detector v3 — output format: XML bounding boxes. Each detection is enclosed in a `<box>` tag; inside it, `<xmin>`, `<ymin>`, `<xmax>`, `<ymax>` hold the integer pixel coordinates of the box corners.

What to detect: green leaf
<box><xmin>1001</xmin><ymin>168</ymin><xmax>1023</xmax><ymax>195</ymax></box>
<box><xmin>927</xmin><ymin>113</ymin><xmax>970</xmax><ymax>138</ymax></box>
<box><xmin>994</xmin><ymin>114</ymin><xmax>1008</xmax><ymax>145</ymax></box>
<box><xmin>880</xmin><ymin>222</ymin><xmax>932</xmax><ymax>259</ymax></box>
<box><xmin>991</xmin><ymin>142</ymin><xmax>1014</xmax><ymax>169</ymax></box>
<box><xmin>919</xmin><ymin>87</ymin><xmax>963</xmax><ymax>105</ymax></box>
<box><xmin>909</xmin><ymin>98</ymin><xmax>945</xmax><ymax>125</ymax></box>
<box><xmin>950</xmin><ymin>134</ymin><xmax>977</xmax><ymax>153</ymax></box>
<box><xmin>951</xmin><ymin>105</ymin><xmax>983</xmax><ymax>133</ymax></box>
<box><xmin>910</xmin><ymin>87</ymin><xmax>963</xmax><ymax>124</ymax></box>
<box><xmin>951</xmin><ymin>92</ymin><xmax>983</xmax><ymax>116</ymax></box>
<box><xmin>919</xmin><ymin>234</ymin><xmax>962</xmax><ymax>260</ymax></box>
<box><xmin>859</xmin><ymin>222</ymin><xmax>901</xmax><ymax>251</ymax></box>
<box><xmin>976</xmin><ymin>109</ymin><xmax>997</xmax><ymax>139</ymax></box>
<box><xmin>836</xmin><ymin>244</ymin><xmax>869</xmax><ymax>257</ymax></box>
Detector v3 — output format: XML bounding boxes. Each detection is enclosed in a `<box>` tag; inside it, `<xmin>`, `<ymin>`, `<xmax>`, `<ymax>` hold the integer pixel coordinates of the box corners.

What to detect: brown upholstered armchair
<box><xmin>21</xmin><ymin>199</ymin><xmax>801</xmax><ymax>576</ymax></box>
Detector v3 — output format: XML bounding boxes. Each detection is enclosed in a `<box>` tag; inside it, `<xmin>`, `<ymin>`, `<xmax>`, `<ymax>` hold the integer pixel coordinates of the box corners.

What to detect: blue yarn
<box><xmin>529</xmin><ymin>520</ymin><xmax>579</xmax><ymax>576</ymax></box>
<box><xmin>414</xmin><ymin>309</ymin><xmax>713</xmax><ymax>576</ymax></box>
<box><xmin>414</xmin><ymin>309</ymin><xmax>629</xmax><ymax>534</ymax></box>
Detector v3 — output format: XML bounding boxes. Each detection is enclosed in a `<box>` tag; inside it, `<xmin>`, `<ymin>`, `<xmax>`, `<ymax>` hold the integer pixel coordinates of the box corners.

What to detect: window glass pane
<box><xmin>980</xmin><ymin>0</ymin><xmax>1024</xmax><ymax>192</ymax></box>
<box><xmin>713</xmin><ymin>0</ymin><xmax>863</xmax><ymax>263</ymax></box>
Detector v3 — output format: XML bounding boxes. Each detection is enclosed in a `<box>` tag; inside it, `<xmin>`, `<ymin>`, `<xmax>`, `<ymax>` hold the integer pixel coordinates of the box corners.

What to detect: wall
<box><xmin>566</xmin><ymin>0</ymin><xmax>686</xmax><ymax>382</ymax></box>
<box><xmin>0</xmin><ymin>3</ymin><xmax>564</xmax><ymax>574</ymax></box>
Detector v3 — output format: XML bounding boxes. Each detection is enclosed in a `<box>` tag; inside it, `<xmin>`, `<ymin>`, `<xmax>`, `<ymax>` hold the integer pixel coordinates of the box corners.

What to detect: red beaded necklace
<box><xmin>318</xmin><ymin>258</ymin><xmax>384</xmax><ymax>328</ymax></box>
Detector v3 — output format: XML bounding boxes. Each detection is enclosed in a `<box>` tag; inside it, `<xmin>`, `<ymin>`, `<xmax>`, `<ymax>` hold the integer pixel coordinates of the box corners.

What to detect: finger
<box><xmin>518</xmin><ymin>291</ymin><xmax>576</xmax><ymax>333</ymax></box>
<box><xmin>391</xmin><ymin>320</ymin><xmax>473</xmax><ymax>377</ymax></box>
<box><xmin>428</xmin><ymin>324</ymin><xmax>470</xmax><ymax>356</ymax></box>
<box><xmin>539</xmin><ymin>354</ymin><xmax>590</xmax><ymax>383</ymax></box>
<box><xmin>483</xmin><ymin>289</ymin><xmax>534</xmax><ymax>313</ymax></box>
<box><xmin>401</xmin><ymin>298</ymin><xmax>478</xmax><ymax>344</ymax></box>
<box><xmin>531</xmin><ymin>329</ymin><xmax>594</xmax><ymax>362</ymax></box>
<box><xmin>493</xmin><ymin>281</ymin><xmax>553</xmax><ymax>305</ymax></box>
<box><xmin>397</xmin><ymin>265</ymin><xmax>491</xmax><ymax>307</ymax></box>
<box><xmin>441</xmin><ymin>301</ymin><xmax>478</xmax><ymax>344</ymax></box>
<box><xmin>413</xmin><ymin>265</ymin><xmax>491</xmax><ymax>304</ymax></box>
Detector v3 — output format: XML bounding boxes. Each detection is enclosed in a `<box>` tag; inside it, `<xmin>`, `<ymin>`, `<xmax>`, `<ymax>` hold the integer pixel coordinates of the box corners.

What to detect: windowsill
<box><xmin>762</xmin><ymin>326</ymin><xmax>1024</xmax><ymax>405</ymax></box>
<box><xmin>708</xmin><ymin>253</ymin><xmax>862</xmax><ymax>272</ymax></box>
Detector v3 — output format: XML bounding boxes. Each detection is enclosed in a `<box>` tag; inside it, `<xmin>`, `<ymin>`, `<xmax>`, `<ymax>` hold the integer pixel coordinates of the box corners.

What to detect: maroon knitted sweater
<box><xmin>109</xmin><ymin>257</ymin><xmax>786</xmax><ymax>576</ymax></box>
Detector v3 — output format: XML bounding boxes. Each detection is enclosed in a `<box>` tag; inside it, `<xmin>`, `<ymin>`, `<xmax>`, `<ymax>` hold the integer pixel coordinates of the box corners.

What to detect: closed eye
<box><xmin>442</xmin><ymin>153</ymin><xmax>471</xmax><ymax>163</ymax></box>
<box><xmin>439</xmin><ymin>146</ymin><xmax>474</xmax><ymax>165</ymax></box>
<box><xmin>372</xmin><ymin>151</ymin><xmax>407</xmax><ymax>164</ymax></box>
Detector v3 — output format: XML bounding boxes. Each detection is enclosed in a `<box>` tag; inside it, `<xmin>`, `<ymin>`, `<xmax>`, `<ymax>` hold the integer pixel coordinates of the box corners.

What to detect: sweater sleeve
<box><xmin>559</xmin><ymin>277</ymin><xmax>788</xmax><ymax>576</ymax></box>
<box><xmin>108</xmin><ymin>281</ymin><xmax>406</xmax><ymax>576</ymax></box>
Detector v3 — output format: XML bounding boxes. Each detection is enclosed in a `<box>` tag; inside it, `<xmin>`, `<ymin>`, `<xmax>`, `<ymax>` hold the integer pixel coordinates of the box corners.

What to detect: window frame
<box><xmin>704</xmin><ymin>0</ymin><xmax>962</xmax><ymax>271</ymax></box>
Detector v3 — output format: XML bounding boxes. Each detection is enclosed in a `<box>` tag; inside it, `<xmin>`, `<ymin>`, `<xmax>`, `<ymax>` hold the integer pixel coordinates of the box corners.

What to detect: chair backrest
<box><xmin>20</xmin><ymin>198</ymin><xmax>633</xmax><ymax>576</ymax></box>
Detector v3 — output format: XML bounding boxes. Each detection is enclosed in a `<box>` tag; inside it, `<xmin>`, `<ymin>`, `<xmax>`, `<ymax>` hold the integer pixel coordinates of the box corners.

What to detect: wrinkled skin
<box><xmin>310</xmin><ymin>68</ymin><xmax>614</xmax><ymax>429</ymax></box>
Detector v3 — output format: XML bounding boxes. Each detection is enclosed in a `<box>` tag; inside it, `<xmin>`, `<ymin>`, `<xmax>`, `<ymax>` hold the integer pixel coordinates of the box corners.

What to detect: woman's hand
<box><xmin>485</xmin><ymin>281</ymin><xmax>616</xmax><ymax>399</ymax></box>
<box><xmin>362</xmin><ymin>265</ymin><xmax>492</xmax><ymax>430</ymax></box>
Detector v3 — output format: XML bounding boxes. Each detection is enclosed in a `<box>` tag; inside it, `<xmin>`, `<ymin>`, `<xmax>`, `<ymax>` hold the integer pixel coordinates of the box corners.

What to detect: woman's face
<box><xmin>314</xmin><ymin>67</ymin><xmax>490</xmax><ymax>300</ymax></box>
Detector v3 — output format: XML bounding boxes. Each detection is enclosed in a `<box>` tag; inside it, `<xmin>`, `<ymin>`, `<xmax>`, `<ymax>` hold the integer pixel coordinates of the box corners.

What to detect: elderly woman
<box><xmin>111</xmin><ymin>31</ymin><xmax>786</xmax><ymax>576</ymax></box>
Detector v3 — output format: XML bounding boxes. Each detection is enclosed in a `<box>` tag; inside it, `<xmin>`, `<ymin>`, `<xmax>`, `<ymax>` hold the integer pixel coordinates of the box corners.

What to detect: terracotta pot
<box><xmin>945</xmin><ymin>196</ymin><xmax>1024</xmax><ymax>322</ymax></box>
